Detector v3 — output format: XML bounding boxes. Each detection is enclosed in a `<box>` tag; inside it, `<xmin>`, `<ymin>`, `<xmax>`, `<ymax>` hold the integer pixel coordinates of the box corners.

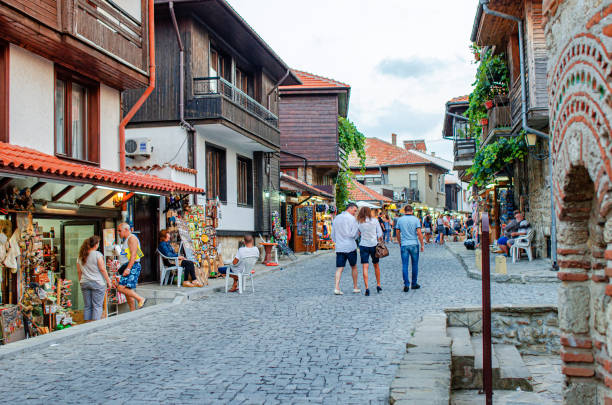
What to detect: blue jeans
<box><xmin>400</xmin><ymin>245</ymin><xmax>419</xmax><ymax>287</ymax></box>
<box><xmin>384</xmin><ymin>229</ymin><xmax>391</xmax><ymax>243</ymax></box>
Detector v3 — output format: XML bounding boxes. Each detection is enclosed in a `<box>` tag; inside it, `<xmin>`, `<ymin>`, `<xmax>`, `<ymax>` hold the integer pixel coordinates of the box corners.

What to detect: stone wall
<box><xmin>445</xmin><ymin>306</ymin><xmax>560</xmax><ymax>355</ymax></box>
<box><xmin>544</xmin><ymin>0</ymin><xmax>612</xmax><ymax>403</ymax></box>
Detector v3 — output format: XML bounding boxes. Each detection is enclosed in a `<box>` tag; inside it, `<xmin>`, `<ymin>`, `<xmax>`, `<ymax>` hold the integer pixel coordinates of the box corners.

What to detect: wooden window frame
<box><xmin>236</xmin><ymin>155</ymin><xmax>253</xmax><ymax>207</ymax></box>
<box><xmin>428</xmin><ymin>173</ymin><xmax>433</xmax><ymax>189</ymax></box>
<box><xmin>206</xmin><ymin>143</ymin><xmax>227</xmax><ymax>203</ymax></box>
<box><xmin>54</xmin><ymin>66</ymin><xmax>100</xmax><ymax>165</ymax></box>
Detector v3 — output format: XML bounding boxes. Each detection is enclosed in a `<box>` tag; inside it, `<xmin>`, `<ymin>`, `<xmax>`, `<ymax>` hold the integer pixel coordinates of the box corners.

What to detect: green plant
<box><xmin>336</xmin><ymin>117</ymin><xmax>366</xmax><ymax>211</ymax></box>
<box><xmin>463</xmin><ymin>47</ymin><xmax>510</xmax><ymax>138</ymax></box>
<box><xmin>467</xmin><ymin>134</ymin><xmax>527</xmax><ymax>188</ymax></box>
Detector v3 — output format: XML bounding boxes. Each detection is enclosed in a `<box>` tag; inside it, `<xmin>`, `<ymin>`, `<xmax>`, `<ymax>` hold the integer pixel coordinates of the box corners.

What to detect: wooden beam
<box><xmin>52</xmin><ymin>185</ymin><xmax>75</xmax><ymax>202</ymax></box>
<box><xmin>0</xmin><ymin>177</ymin><xmax>11</xmax><ymax>189</ymax></box>
<box><xmin>96</xmin><ymin>191</ymin><xmax>117</xmax><ymax>207</ymax></box>
<box><xmin>30</xmin><ymin>182</ymin><xmax>46</xmax><ymax>194</ymax></box>
<box><xmin>122</xmin><ymin>192</ymin><xmax>135</xmax><ymax>203</ymax></box>
<box><xmin>75</xmin><ymin>186</ymin><xmax>98</xmax><ymax>204</ymax></box>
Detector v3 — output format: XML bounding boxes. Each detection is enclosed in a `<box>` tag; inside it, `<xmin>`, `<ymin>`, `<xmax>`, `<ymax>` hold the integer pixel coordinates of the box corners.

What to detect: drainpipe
<box><xmin>119</xmin><ymin>0</ymin><xmax>155</xmax><ymax>172</ymax></box>
<box><xmin>168</xmin><ymin>1</ymin><xmax>198</xmax><ymax>192</ymax></box>
<box><xmin>267</xmin><ymin>69</ymin><xmax>291</xmax><ymax>111</ymax></box>
<box><xmin>480</xmin><ymin>0</ymin><xmax>557</xmax><ymax>270</ymax></box>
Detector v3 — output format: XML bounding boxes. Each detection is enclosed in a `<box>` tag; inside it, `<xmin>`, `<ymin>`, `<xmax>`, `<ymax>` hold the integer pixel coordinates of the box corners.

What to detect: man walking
<box><xmin>331</xmin><ymin>203</ymin><xmax>360</xmax><ymax>295</ymax></box>
<box><xmin>395</xmin><ymin>205</ymin><xmax>424</xmax><ymax>292</ymax></box>
<box><xmin>116</xmin><ymin>223</ymin><xmax>146</xmax><ymax>310</ymax></box>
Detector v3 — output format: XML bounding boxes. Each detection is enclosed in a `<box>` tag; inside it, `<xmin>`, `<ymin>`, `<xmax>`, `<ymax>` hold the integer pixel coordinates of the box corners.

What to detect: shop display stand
<box><xmin>271</xmin><ymin>211</ymin><xmax>296</xmax><ymax>261</ymax></box>
<box><xmin>104</xmin><ymin>255</ymin><xmax>121</xmax><ymax>318</ymax></box>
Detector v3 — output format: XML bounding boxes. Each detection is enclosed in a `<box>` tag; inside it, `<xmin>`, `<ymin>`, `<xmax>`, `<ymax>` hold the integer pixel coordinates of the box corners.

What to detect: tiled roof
<box><xmin>280</xmin><ymin>69</ymin><xmax>350</xmax><ymax>90</ymax></box>
<box><xmin>403</xmin><ymin>139</ymin><xmax>427</xmax><ymax>152</ymax></box>
<box><xmin>347</xmin><ymin>138</ymin><xmax>431</xmax><ymax>168</ymax></box>
<box><xmin>349</xmin><ymin>178</ymin><xmax>392</xmax><ymax>202</ymax></box>
<box><xmin>0</xmin><ymin>143</ymin><xmax>203</xmax><ymax>194</ymax></box>
<box><xmin>448</xmin><ymin>95</ymin><xmax>469</xmax><ymax>103</ymax></box>
<box><xmin>280</xmin><ymin>172</ymin><xmax>335</xmax><ymax>199</ymax></box>
<box><xmin>127</xmin><ymin>164</ymin><xmax>198</xmax><ymax>175</ymax></box>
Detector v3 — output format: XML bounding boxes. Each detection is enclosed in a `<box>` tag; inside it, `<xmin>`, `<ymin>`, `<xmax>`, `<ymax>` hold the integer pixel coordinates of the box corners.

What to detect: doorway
<box><xmin>133</xmin><ymin>195</ymin><xmax>159</xmax><ymax>283</ymax></box>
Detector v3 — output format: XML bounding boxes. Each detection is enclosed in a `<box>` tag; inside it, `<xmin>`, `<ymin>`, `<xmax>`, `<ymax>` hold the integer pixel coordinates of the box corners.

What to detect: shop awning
<box><xmin>0</xmin><ymin>143</ymin><xmax>203</xmax><ymax>195</ymax></box>
<box><xmin>280</xmin><ymin>173</ymin><xmax>335</xmax><ymax>199</ymax></box>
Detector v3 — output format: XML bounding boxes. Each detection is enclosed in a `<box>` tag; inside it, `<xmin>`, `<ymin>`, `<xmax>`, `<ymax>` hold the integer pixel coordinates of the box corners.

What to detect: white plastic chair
<box><xmin>511</xmin><ymin>229</ymin><xmax>535</xmax><ymax>263</ymax></box>
<box><xmin>157</xmin><ymin>249</ymin><xmax>183</xmax><ymax>288</ymax></box>
<box><xmin>225</xmin><ymin>256</ymin><xmax>258</xmax><ymax>294</ymax></box>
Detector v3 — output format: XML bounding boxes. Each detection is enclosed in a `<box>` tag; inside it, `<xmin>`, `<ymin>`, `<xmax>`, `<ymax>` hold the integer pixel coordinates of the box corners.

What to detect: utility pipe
<box><xmin>168</xmin><ymin>1</ymin><xmax>198</xmax><ymax>192</ymax></box>
<box><xmin>480</xmin><ymin>0</ymin><xmax>557</xmax><ymax>270</ymax></box>
<box><xmin>267</xmin><ymin>69</ymin><xmax>291</xmax><ymax>111</ymax></box>
<box><xmin>119</xmin><ymin>0</ymin><xmax>155</xmax><ymax>172</ymax></box>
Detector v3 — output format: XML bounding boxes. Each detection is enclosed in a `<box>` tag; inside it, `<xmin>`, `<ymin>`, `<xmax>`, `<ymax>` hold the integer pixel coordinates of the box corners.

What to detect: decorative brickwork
<box><xmin>546</xmin><ymin>1</ymin><xmax>612</xmax><ymax>402</ymax></box>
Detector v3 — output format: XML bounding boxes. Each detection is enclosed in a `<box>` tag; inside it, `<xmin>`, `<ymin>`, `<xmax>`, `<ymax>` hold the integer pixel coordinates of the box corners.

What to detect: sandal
<box><xmin>182</xmin><ymin>281</ymin><xmax>194</xmax><ymax>287</ymax></box>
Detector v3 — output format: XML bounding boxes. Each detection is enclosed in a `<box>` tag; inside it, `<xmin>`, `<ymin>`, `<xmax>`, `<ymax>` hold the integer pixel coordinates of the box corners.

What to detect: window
<box><xmin>409</xmin><ymin>172</ymin><xmax>418</xmax><ymax>190</ymax></box>
<box><xmin>235</xmin><ymin>67</ymin><xmax>253</xmax><ymax>97</ymax></box>
<box><xmin>439</xmin><ymin>175</ymin><xmax>445</xmax><ymax>193</ymax></box>
<box><xmin>428</xmin><ymin>173</ymin><xmax>433</xmax><ymax>189</ymax></box>
<box><xmin>206</xmin><ymin>144</ymin><xmax>226</xmax><ymax>202</ymax></box>
<box><xmin>54</xmin><ymin>68</ymin><xmax>99</xmax><ymax>163</ymax></box>
<box><xmin>210</xmin><ymin>47</ymin><xmax>230</xmax><ymax>81</ymax></box>
<box><xmin>237</xmin><ymin>155</ymin><xmax>253</xmax><ymax>207</ymax></box>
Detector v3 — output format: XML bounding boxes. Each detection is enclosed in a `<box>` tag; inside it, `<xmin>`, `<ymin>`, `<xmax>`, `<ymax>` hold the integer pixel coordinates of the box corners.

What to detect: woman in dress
<box><xmin>77</xmin><ymin>235</ymin><xmax>112</xmax><ymax>322</ymax></box>
<box><xmin>357</xmin><ymin>207</ymin><xmax>383</xmax><ymax>296</ymax></box>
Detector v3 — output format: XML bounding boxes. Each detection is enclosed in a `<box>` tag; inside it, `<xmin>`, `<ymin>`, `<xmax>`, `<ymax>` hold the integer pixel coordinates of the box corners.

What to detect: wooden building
<box><xmin>278</xmin><ymin>70</ymin><xmax>351</xmax><ymax>198</ymax></box>
<box><xmin>470</xmin><ymin>0</ymin><xmax>552</xmax><ymax>258</ymax></box>
<box><xmin>123</xmin><ymin>0</ymin><xmax>300</xmax><ymax>259</ymax></box>
<box><xmin>0</xmin><ymin>0</ymin><xmax>203</xmax><ymax>305</ymax></box>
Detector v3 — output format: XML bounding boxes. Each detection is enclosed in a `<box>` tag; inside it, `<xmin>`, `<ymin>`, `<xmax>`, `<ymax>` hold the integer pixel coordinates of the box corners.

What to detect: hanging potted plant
<box><xmin>484</xmin><ymin>100</ymin><xmax>494</xmax><ymax>110</ymax></box>
<box><xmin>480</xmin><ymin>117</ymin><xmax>489</xmax><ymax>126</ymax></box>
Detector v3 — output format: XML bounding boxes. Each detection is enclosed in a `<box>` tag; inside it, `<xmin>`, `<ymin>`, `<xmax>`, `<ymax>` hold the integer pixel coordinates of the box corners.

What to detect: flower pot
<box><xmin>474</xmin><ymin>52</ymin><xmax>480</xmax><ymax>62</ymax></box>
<box><xmin>480</xmin><ymin>118</ymin><xmax>489</xmax><ymax>126</ymax></box>
<box><xmin>485</xmin><ymin>100</ymin><xmax>494</xmax><ymax>110</ymax></box>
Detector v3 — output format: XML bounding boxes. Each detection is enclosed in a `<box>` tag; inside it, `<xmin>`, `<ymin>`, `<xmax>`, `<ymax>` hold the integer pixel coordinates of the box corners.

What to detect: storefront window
<box><xmin>237</xmin><ymin>156</ymin><xmax>253</xmax><ymax>207</ymax></box>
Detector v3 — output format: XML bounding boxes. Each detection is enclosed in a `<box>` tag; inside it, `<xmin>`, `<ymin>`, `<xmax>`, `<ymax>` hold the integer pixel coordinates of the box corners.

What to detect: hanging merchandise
<box><xmin>272</xmin><ymin>211</ymin><xmax>297</xmax><ymax>260</ymax></box>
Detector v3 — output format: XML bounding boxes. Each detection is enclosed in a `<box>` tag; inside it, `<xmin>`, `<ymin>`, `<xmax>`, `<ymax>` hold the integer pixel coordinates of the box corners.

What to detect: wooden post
<box><xmin>481</xmin><ymin>212</ymin><xmax>493</xmax><ymax>405</ymax></box>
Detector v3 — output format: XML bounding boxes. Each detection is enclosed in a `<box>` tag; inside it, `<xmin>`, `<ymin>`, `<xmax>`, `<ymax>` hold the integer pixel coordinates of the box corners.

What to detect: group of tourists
<box><xmin>331</xmin><ymin>203</ymin><xmax>424</xmax><ymax>295</ymax></box>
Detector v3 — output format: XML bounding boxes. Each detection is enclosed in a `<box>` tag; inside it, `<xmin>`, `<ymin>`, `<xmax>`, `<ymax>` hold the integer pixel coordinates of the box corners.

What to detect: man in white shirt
<box><xmin>331</xmin><ymin>203</ymin><xmax>359</xmax><ymax>295</ymax></box>
<box><xmin>220</xmin><ymin>234</ymin><xmax>260</xmax><ymax>292</ymax></box>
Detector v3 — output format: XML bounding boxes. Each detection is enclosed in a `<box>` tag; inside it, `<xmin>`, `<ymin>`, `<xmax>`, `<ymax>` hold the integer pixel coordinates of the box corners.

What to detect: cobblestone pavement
<box><xmin>0</xmin><ymin>244</ymin><xmax>557</xmax><ymax>404</ymax></box>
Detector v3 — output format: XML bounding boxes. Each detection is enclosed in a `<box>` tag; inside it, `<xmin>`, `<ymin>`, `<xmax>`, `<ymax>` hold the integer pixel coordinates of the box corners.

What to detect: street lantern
<box><xmin>525</xmin><ymin>132</ymin><xmax>538</xmax><ymax>148</ymax></box>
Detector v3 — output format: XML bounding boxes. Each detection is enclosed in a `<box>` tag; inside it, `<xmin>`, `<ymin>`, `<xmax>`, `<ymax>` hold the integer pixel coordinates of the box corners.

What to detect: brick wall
<box><xmin>545</xmin><ymin>1</ymin><xmax>612</xmax><ymax>403</ymax></box>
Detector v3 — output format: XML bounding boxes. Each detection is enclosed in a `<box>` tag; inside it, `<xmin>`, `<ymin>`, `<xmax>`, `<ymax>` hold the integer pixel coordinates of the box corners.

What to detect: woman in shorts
<box><xmin>357</xmin><ymin>206</ymin><xmax>383</xmax><ymax>296</ymax></box>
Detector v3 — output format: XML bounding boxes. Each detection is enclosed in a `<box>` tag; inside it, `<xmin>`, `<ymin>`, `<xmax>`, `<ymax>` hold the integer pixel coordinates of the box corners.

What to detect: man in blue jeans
<box><xmin>395</xmin><ymin>205</ymin><xmax>425</xmax><ymax>292</ymax></box>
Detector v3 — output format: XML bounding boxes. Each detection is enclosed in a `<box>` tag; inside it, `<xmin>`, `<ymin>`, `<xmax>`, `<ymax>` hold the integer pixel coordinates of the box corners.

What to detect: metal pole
<box><xmin>481</xmin><ymin>212</ymin><xmax>493</xmax><ymax>405</ymax></box>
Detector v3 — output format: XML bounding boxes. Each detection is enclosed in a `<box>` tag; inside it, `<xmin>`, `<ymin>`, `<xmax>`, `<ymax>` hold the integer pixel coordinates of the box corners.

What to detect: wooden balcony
<box><xmin>188</xmin><ymin>77</ymin><xmax>280</xmax><ymax>149</ymax></box>
<box><xmin>453</xmin><ymin>138</ymin><xmax>476</xmax><ymax>170</ymax></box>
<box><xmin>481</xmin><ymin>105</ymin><xmax>512</xmax><ymax>147</ymax></box>
<box><xmin>510</xmin><ymin>76</ymin><xmax>549</xmax><ymax>133</ymax></box>
<box><xmin>0</xmin><ymin>0</ymin><xmax>149</xmax><ymax>89</ymax></box>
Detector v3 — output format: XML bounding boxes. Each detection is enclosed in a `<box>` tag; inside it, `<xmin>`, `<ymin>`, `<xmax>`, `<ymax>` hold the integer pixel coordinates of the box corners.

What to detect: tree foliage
<box><xmin>466</xmin><ymin>134</ymin><xmax>527</xmax><ymax>188</ymax></box>
<box><xmin>464</xmin><ymin>46</ymin><xmax>510</xmax><ymax>138</ymax></box>
<box><xmin>336</xmin><ymin>117</ymin><xmax>366</xmax><ymax>212</ymax></box>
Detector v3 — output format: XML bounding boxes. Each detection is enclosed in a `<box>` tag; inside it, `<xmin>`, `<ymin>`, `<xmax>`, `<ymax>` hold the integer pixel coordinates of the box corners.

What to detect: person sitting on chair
<box><xmin>158</xmin><ymin>230</ymin><xmax>202</xmax><ymax>287</ymax></box>
<box><xmin>219</xmin><ymin>234</ymin><xmax>260</xmax><ymax>292</ymax></box>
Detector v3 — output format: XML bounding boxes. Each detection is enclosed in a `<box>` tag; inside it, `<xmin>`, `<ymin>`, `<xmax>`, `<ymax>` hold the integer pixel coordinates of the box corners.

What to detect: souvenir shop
<box><xmin>478</xmin><ymin>177</ymin><xmax>516</xmax><ymax>241</ymax></box>
<box><xmin>0</xmin><ymin>171</ymin><xmax>202</xmax><ymax>345</ymax></box>
<box><xmin>162</xmin><ymin>197</ymin><xmax>222</xmax><ymax>282</ymax></box>
<box><xmin>279</xmin><ymin>175</ymin><xmax>336</xmax><ymax>253</ymax></box>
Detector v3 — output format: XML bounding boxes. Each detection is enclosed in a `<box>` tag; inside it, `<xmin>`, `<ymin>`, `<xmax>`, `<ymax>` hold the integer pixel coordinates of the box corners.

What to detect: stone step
<box><xmin>448</xmin><ymin>327</ymin><xmax>475</xmax><ymax>389</ymax></box>
<box><xmin>494</xmin><ymin>344</ymin><xmax>534</xmax><ymax>392</ymax></box>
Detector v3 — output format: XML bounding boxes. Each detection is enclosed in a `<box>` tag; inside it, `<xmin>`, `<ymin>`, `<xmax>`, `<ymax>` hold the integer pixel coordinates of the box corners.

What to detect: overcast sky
<box><xmin>230</xmin><ymin>0</ymin><xmax>478</xmax><ymax>161</ymax></box>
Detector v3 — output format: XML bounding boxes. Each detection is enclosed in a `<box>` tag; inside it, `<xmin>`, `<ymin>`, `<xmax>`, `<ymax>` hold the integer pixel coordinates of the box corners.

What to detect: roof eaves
<box><xmin>471</xmin><ymin>2</ymin><xmax>484</xmax><ymax>43</ymax></box>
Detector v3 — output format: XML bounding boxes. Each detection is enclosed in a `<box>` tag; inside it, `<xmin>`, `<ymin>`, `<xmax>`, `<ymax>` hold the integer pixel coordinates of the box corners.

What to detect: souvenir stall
<box><xmin>164</xmin><ymin>196</ymin><xmax>220</xmax><ymax>283</ymax></box>
<box><xmin>478</xmin><ymin>179</ymin><xmax>512</xmax><ymax>241</ymax></box>
<box><xmin>316</xmin><ymin>205</ymin><xmax>334</xmax><ymax>250</ymax></box>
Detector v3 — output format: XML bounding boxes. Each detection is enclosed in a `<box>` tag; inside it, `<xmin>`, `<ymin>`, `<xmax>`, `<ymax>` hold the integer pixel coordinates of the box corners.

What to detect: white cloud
<box><xmin>228</xmin><ymin>0</ymin><xmax>478</xmax><ymax>160</ymax></box>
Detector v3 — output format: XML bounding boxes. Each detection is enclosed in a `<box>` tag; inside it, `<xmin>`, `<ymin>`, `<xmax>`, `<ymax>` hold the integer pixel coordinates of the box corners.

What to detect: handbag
<box><xmin>375</xmin><ymin>241</ymin><xmax>389</xmax><ymax>258</ymax></box>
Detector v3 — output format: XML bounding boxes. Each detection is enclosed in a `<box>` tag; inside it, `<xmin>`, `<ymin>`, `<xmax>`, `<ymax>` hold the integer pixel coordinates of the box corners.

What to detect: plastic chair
<box><xmin>225</xmin><ymin>256</ymin><xmax>258</xmax><ymax>294</ymax></box>
<box><xmin>511</xmin><ymin>229</ymin><xmax>535</xmax><ymax>263</ymax></box>
<box><xmin>157</xmin><ymin>249</ymin><xmax>183</xmax><ymax>288</ymax></box>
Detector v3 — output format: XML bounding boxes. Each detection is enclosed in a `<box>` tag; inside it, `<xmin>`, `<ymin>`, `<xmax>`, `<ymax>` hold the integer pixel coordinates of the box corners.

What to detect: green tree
<box><xmin>336</xmin><ymin>117</ymin><xmax>366</xmax><ymax>211</ymax></box>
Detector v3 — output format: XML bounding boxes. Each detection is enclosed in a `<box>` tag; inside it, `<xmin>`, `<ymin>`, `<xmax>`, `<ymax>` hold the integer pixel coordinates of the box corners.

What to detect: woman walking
<box><xmin>384</xmin><ymin>214</ymin><xmax>392</xmax><ymax>243</ymax></box>
<box><xmin>77</xmin><ymin>236</ymin><xmax>112</xmax><ymax>322</ymax></box>
<box><xmin>423</xmin><ymin>215</ymin><xmax>432</xmax><ymax>244</ymax></box>
<box><xmin>357</xmin><ymin>206</ymin><xmax>383</xmax><ymax>296</ymax></box>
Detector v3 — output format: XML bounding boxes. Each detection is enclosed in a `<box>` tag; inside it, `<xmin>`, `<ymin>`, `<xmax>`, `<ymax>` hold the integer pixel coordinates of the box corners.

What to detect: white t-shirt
<box><xmin>358</xmin><ymin>218</ymin><xmax>383</xmax><ymax>247</ymax></box>
<box><xmin>233</xmin><ymin>246</ymin><xmax>260</xmax><ymax>273</ymax></box>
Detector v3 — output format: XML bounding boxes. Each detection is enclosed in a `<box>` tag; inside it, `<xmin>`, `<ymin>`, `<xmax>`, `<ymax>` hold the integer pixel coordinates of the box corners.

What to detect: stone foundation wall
<box><xmin>445</xmin><ymin>306</ymin><xmax>560</xmax><ymax>355</ymax></box>
<box><xmin>217</xmin><ymin>236</ymin><xmax>263</xmax><ymax>263</ymax></box>
<box><xmin>545</xmin><ymin>0</ymin><xmax>612</xmax><ymax>403</ymax></box>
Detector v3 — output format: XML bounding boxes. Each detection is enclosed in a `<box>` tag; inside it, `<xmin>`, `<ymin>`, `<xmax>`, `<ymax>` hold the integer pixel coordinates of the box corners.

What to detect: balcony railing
<box><xmin>510</xmin><ymin>76</ymin><xmax>523</xmax><ymax>132</ymax></box>
<box><xmin>193</xmin><ymin>77</ymin><xmax>279</xmax><ymax>128</ymax></box>
<box><xmin>402</xmin><ymin>188</ymin><xmax>420</xmax><ymax>202</ymax></box>
<box><xmin>482</xmin><ymin>104</ymin><xmax>512</xmax><ymax>146</ymax></box>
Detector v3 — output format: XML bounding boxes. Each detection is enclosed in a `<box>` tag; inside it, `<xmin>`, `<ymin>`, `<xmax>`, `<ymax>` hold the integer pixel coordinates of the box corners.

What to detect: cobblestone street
<box><xmin>0</xmin><ymin>244</ymin><xmax>557</xmax><ymax>404</ymax></box>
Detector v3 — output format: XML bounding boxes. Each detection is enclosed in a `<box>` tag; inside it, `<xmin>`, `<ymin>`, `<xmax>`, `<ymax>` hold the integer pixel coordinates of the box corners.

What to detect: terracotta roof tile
<box><xmin>349</xmin><ymin>178</ymin><xmax>392</xmax><ymax>202</ymax></box>
<box><xmin>127</xmin><ymin>164</ymin><xmax>198</xmax><ymax>175</ymax></box>
<box><xmin>280</xmin><ymin>69</ymin><xmax>350</xmax><ymax>90</ymax></box>
<box><xmin>347</xmin><ymin>138</ymin><xmax>431</xmax><ymax>168</ymax></box>
<box><xmin>448</xmin><ymin>95</ymin><xmax>469</xmax><ymax>103</ymax></box>
<box><xmin>0</xmin><ymin>142</ymin><xmax>203</xmax><ymax>194</ymax></box>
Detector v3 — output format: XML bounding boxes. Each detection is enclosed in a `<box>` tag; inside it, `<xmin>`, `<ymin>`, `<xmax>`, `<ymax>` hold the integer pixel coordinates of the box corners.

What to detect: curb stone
<box><xmin>0</xmin><ymin>250</ymin><xmax>333</xmax><ymax>360</ymax></box>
